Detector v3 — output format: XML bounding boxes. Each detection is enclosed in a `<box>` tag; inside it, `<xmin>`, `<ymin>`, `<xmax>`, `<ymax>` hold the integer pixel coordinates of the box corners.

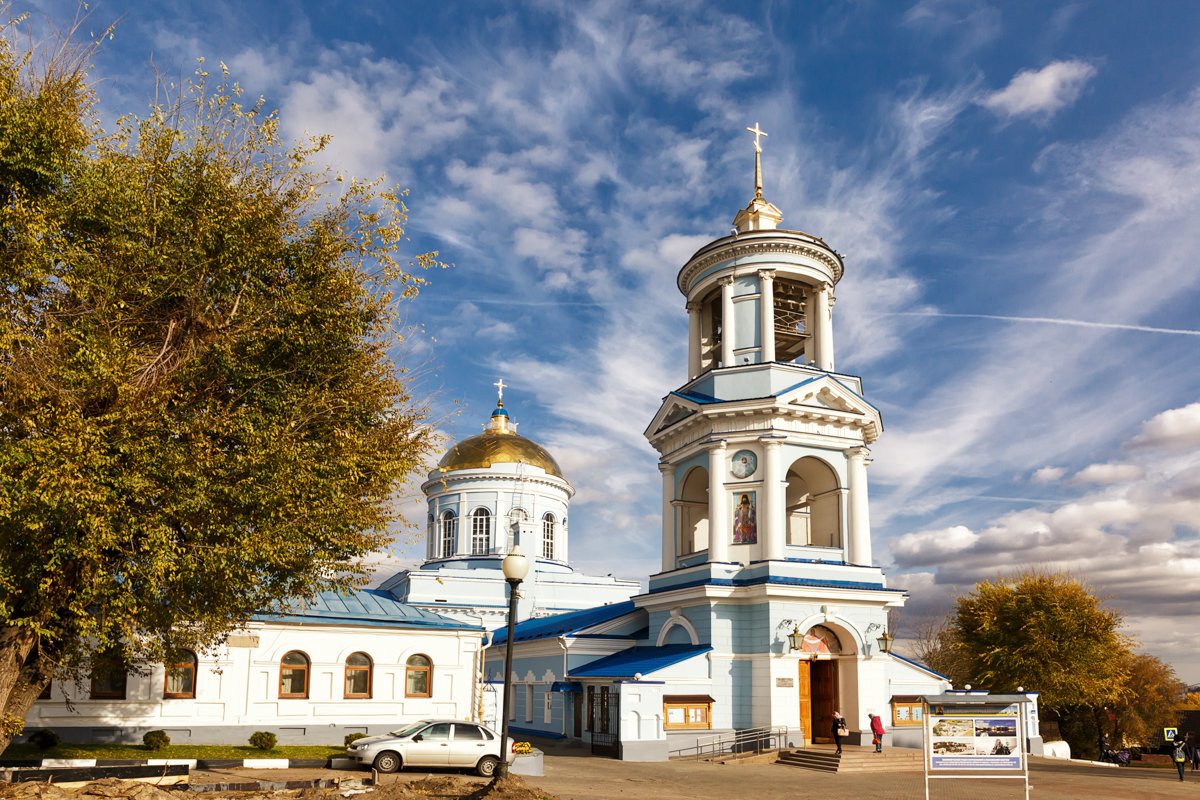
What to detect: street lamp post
<box><xmin>498</xmin><ymin>546</ymin><xmax>529</xmax><ymax>779</ymax></box>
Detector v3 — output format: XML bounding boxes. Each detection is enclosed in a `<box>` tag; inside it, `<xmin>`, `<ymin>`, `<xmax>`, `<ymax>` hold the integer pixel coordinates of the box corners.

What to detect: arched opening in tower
<box><xmin>784</xmin><ymin>456</ymin><xmax>842</xmax><ymax>548</ymax></box>
<box><xmin>677</xmin><ymin>465</ymin><xmax>710</xmax><ymax>554</ymax></box>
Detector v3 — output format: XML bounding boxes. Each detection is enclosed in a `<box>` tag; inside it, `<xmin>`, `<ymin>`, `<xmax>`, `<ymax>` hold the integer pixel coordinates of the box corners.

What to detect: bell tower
<box><xmin>637</xmin><ymin>124</ymin><xmax>906</xmax><ymax>738</ymax></box>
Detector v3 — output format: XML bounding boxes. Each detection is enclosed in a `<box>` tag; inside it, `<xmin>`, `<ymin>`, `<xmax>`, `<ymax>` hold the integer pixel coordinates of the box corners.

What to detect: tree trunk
<box><xmin>0</xmin><ymin>626</ymin><xmax>55</xmax><ymax>752</ymax></box>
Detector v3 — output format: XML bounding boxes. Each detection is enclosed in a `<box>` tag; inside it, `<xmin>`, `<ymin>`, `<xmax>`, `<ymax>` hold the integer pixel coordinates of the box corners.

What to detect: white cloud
<box><xmin>1129</xmin><ymin>402</ymin><xmax>1200</xmax><ymax>452</ymax></box>
<box><xmin>980</xmin><ymin>60</ymin><xmax>1096</xmax><ymax>119</ymax></box>
<box><xmin>1068</xmin><ymin>462</ymin><xmax>1145</xmax><ymax>485</ymax></box>
<box><xmin>1031</xmin><ymin>466</ymin><xmax>1066</xmax><ymax>484</ymax></box>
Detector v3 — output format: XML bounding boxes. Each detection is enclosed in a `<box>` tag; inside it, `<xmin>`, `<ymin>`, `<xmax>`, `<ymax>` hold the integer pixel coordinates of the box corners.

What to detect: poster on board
<box><xmin>927</xmin><ymin>703</ymin><xmax>1022</xmax><ymax>770</ymax></box>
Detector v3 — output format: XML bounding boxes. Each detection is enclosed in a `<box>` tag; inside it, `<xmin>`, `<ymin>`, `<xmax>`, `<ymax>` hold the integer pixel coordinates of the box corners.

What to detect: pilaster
<box><xmin>758</xmin><ymin>270</ymin><xmax>776</xmax><ymax>364</ymax></box>
<box><xmin>719</xmin><ymin>277</ymin><xmax>735</xmax><ymax>368</ymax></box>
<box><xmin>813</xmin><ymin>283</ymin><xmax>834</xmax><ymax>371</ymax></box>
<box><xmin>762</xmin><ymin>439</ymin><xmax>785</xmax><ymax>560</ymax></box>
<box><xmin>708</xmin><ymin>441</ymin><xmax>730</xmax><ymax>563</ymax></box>
<box><xmin>660</xmin><ymin>463</ymin><xmax>676</xmax><ymax>572</ymax></box>
<box><xmin>687</xmin><ymin>302</ymin><xmax>702</xmax><ymax>379</ymax></box>
<box><xmin>845</xmin><ymin>446</ymin><xmax>872</xmax><ymax>565</ymax></box>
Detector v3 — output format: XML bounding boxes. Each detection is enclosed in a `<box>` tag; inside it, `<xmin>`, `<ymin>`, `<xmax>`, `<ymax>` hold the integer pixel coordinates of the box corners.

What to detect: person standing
<box><xmin>869</xmin><ymin>712</ymin><xmax>885</xmax><ymax>753</ymax></box>
<box><xmin>831</xmin><ymin>711</ymin><xmax>846</xmax><ymax>755</ymax></box>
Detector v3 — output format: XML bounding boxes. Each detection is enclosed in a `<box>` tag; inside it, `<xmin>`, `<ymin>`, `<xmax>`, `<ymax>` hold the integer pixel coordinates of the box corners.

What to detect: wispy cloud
<box><xmin>882</xmin><ymin>310</ymin><xmax>1200</xmax><ymax>337</ymax></box>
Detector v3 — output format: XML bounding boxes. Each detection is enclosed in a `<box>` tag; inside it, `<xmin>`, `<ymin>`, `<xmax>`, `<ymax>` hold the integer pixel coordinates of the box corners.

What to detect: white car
<box><xmin>345</xmin><ymin>719</ymin><xmax>517</xmax><ymax>777</ymax></box>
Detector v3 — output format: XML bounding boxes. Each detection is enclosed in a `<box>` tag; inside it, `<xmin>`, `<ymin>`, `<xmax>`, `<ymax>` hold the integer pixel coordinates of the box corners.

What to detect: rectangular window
<box><xmin>663</xmin><ymin>694</ymin><xmax>715</xmax><ymax>730</ymax></box>
<box><xmin>891</xmin><ymin>695</ymin><xmax>924</xmax><ymax>727</ymax></box>
<box><xmin>585</xmin><ymin>686</ymin><xmax>595</xmax><ymax>732</ymax></box>
<box><xmin>90</xmin><ymin>649</ymin><xmax>127</xmax><ymax>700</ymax></box>
<box><xmin>544</xmin><ymin>692</ymin><xmax>552</xmax><ymax>723</ymax></box>
<box><xmin>525</xmin><ymin>685</ymin><xmax>534</xmax><ymax>722</ymax></box>
<box><xmin>164</xmin><ymin>664</ymin><xmax>196</xmax><ymax>698</ymax></box>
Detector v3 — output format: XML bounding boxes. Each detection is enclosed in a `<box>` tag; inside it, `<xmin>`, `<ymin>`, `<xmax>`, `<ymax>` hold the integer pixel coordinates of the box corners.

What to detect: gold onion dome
<box><xmin>437</xmin><ymin>402</ymin><xmax>565</xmax><ymax>479</ymax></box>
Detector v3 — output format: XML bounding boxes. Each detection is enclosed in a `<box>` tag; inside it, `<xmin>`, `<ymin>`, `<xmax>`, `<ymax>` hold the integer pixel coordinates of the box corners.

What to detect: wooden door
<box><xmin>573</xmin><ymin>692</ymin><xmax>582</xmax><ymax>737</ymax></box>
<box><xmin>811</xmin><ymin>660</ymin><xmax>839</xmax><ymax>743</ymax></box>
<box><xmin>797</xmin><ymin>659</ymin><xmax>812</xmax><ymax>743</ymax></box>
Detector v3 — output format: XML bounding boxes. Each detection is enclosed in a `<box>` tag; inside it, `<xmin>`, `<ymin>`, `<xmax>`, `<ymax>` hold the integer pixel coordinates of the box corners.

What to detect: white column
<box><xmin>759</xmin><ymin>270</ymin><xmax>776</xmax><ymax>364</ymax></box>
<box><xmin>813</xmin><ymin>283</ymin><xmax>834</xmax><ymax>371</ymax></box>
<box><xmin>687</xmin><ymin>302</ymin><xmax>702</xmax><ymax>379</ymax></box>
<box><xmin>660</xmin><ymin>462</ymin><xmax>676</xmax><ymax>572</ymax></box>
<box><xmin>762</xmin><ymin>440</ymin><xmax>785</xmax><ymax>560</ymax></box>
<box><xmin>708</xmin><ymin>441</ymin><xmax>730</xmax><ymax>563</ymax></box>
<box><xmin>719</xmin><ymin>276</ymin><xmax>735</xmax><ymax>368</ymax></box>
<box><xmin>845</xmin><ymin>446</ymin><xmax>872</xmax><ymax>565</ymax></box>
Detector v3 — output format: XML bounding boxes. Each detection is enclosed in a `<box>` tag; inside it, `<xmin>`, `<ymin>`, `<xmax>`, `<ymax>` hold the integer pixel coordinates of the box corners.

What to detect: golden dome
<box><xmin>437</xmin><ymin>404</ymin><xmax>564</xmax><ymax>479</ymax></box>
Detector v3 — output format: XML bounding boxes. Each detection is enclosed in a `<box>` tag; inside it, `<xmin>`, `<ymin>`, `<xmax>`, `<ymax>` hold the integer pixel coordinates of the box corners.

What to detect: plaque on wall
<box><xmin>730</xmin><ymin>449</ymin><xmax>757</xmax><ymax>478</ymax></box>
<box><xmin>776</xmin><ymin>677</ymin><xmax>794</xmax><ymax>688</ymax></box>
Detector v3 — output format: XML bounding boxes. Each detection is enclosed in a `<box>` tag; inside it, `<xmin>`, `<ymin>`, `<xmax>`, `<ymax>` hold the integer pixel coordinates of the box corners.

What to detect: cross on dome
<box><xmin>746</xmin><ymin>122</ymin><xmax>768</xmax><ymax>153</ymax></box>
<box><xmin>746</xmin><ymin>122</ymin><xmax>768</xmax><ymax>198</ymax></box>
<box><xmin>494</xmin><ymin>378</ymin><xmax>507</xmax><ymax>407</ymax></box>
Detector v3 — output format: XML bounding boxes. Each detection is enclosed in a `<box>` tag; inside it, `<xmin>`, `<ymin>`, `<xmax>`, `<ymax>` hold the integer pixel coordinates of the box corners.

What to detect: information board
<box><xmin>926</xmin><ymin>702</ymin><xmax>1022</xmax><ymax>770</ymax></box>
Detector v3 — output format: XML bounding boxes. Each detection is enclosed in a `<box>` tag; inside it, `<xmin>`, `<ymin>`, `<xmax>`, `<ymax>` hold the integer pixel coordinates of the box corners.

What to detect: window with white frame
<box><xmin>525</xmin><ymin>684</ymin><xmax>534</xmax><ymax>722</ymax></box>
<box><xmin>542</xmin><ymin>512</ymin><xmax>555</xmax><ymax>559</ymax></box>
<box><xmin>471</xmin><ymin>508</ymin><xmax>492</xmax><ymax>554</ymax></box>
<box><xmin>544</xmin><ymin>692</ymin><xmax>552</xmax><ymax>723</ymax></box>
<box><xmin>439</xmin><ymin>510</ymin><xmax>456</xmax><ymax>558</ymax></box>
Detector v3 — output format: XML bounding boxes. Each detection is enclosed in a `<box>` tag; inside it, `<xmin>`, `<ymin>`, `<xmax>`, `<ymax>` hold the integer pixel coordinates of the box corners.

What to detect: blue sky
<box><xmin>19</xmin><ymin>0</ymin><xmax>1200</xmax><ymax>677</ymax></box>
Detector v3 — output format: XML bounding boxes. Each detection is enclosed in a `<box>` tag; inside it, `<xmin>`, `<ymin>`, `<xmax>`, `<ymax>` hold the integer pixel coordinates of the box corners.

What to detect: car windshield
<box><xmin>388</xmin><ymin>720</ymin><xmax>432</xmax><ymax>737</ymax></box>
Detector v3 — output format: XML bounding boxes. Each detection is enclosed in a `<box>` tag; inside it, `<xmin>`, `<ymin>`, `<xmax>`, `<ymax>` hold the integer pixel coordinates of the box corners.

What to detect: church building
<box><xmin>481</xmin><ymin>125</ymin><xmax>950</xmax><ymax>759</ymax></box>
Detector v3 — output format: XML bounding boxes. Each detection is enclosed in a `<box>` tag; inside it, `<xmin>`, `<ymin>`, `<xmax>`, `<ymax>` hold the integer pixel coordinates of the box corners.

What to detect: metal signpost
<box><xmin>922</xmin><ymin>693</ymin><xmax>1031</xmax><ymax>800</ymax></box>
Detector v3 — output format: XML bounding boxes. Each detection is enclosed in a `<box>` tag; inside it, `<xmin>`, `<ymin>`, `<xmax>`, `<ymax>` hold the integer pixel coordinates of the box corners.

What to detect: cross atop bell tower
<box><xmin>733</xmin><ymin>121</ymin><xmax>783</xmax><ymax>233</ymax></box>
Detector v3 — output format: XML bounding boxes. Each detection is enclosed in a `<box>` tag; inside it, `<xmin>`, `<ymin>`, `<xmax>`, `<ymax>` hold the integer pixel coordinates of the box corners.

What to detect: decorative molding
<box><xmin>679</xmin><ymin>238</ymin><xmax>843</xmax><ymax>294</ymax></box>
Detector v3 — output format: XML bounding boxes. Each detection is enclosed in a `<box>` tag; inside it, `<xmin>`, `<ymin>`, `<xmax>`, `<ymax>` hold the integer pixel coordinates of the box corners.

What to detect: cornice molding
<box><xmin>678</xmin><ymin>238</ymin><xmax>843</xmax><ymax>294</ymax></box>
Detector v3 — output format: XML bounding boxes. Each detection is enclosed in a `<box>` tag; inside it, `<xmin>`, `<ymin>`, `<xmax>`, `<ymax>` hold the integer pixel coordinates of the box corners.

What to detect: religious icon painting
<box><xmin>732</xmin><ymin>491</ymin><xmax>757</xmax><ymax>544</ymax></box>
<box><xmin>730</xmin><ymin>449</ymin><xmax>757</xmax><ymax>478</ymax></box>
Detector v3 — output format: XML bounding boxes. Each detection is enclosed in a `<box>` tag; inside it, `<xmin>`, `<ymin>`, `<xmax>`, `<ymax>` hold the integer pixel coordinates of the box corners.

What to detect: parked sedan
<box><xmin>346</xmin><ymin>719</ymin><xmax>516</xmax><ymax>777</ymax></box>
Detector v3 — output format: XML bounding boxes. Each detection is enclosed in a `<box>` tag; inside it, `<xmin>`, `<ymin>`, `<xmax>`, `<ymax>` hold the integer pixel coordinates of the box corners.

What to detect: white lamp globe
<box><xmin>502</xmin><ymin>546</ymin><xmax>530</xmax><ymax>582</ymax></box>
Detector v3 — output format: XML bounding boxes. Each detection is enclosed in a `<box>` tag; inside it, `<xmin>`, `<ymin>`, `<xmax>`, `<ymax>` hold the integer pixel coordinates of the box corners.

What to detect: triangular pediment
<box><xmin>645</xmin><ymin>392</ymin><xmax>705</xmax><ymax>438</ymax></box>
<box><xmin>778</xmin><ymin>375</ymin><xmax>878</xmax><ymax>419</ymax></box>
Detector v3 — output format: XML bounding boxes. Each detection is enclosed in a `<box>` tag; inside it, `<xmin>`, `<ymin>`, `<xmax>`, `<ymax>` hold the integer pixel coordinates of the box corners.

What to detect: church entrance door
<box><xmin>573</xmin><ymin>692</ymin><xmax>582</xmax><ymax>737</ymax></box>
<box><xmin>810</xmin><ymin>660</ymin><xmax>838</xmax><ymax>743</ymax></box>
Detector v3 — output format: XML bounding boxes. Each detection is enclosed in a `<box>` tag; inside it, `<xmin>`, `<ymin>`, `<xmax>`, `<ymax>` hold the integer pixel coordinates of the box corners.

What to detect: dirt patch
<box><xmin>0</xmin><ymin>777</ymin><xmax>556</xmax><ymax>800</ymax></box>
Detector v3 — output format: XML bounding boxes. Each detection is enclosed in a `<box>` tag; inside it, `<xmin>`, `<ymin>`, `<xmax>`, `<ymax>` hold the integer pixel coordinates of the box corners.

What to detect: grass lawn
<box><xmin>0</xmin><ymin>743</ymin><xmax>345</xmax><ymax>760</ymax></box>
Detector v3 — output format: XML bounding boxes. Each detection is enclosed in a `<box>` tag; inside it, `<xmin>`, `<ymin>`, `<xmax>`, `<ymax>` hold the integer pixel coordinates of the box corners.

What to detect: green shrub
<box><xmin>249</xmin><ymin>731</ymin><xmax>277</xmax><ymax>750</ymax></box>
<box><xmin>142</xmin><ymin>730</ymin><xmax>171</xmax><ymax>750</ymax></box>
<box><xmin>344</xmin><ymin>732</ymin><xmax>368</xmax><ymax>746</ymax></box>
<box><xmin>28</xmin><ymin>730</ymin><xmax>60</xmax><ymax>751</ymax></box>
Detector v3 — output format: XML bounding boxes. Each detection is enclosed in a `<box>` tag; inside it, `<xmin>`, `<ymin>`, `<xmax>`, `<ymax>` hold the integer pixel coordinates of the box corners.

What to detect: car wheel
<box><xmin>476</xmin><ymin>755</ymin><xmax>500</xmax><ymax>777</ymax></box>
<box><xmin>373</xmin><ymin>751</ymin><xmax>402</xmax><ymax>773</ymax></box>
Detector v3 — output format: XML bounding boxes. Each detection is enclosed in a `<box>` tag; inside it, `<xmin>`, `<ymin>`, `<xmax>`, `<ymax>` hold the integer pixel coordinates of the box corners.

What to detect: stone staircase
<box><xmin>777</xmin><ymin>744</ymin><xmax>924</xmax><ymax>773</ymax></box>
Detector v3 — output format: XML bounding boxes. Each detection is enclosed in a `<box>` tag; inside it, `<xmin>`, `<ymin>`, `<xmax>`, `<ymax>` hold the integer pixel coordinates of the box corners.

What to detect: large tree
<box><xmin>1105</xmin><ymin>652</ymin><xmax>1184</xmax><ymax>747</ymax></box>
<box><xmin>948</xmin><ymin>570</ymin><xmax>1131</xmax><ymax>707</ymax></box>
<box><xmin>0</xmin><ymin>21</ymin><xmax>441</xmax><ymax>747</ymax></box>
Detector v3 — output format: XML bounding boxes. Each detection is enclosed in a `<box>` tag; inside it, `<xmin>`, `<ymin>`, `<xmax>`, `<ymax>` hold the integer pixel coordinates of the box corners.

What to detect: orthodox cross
<box><xmin>494</xmin><ymin>378</ymin><xmax>507</xmax><ymax>406</ymax></box>
<box><xmin>746</xmin><ymin>122</ymin><xmax>768</xmax><ymax>198</ymax></box>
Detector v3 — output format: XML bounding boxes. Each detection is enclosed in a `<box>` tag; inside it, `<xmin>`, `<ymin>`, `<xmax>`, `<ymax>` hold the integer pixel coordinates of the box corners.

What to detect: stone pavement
<box><xmin>192</xmin><ymin>751</ymin><xmax>1200</xmax><ymax>799</ymax></box>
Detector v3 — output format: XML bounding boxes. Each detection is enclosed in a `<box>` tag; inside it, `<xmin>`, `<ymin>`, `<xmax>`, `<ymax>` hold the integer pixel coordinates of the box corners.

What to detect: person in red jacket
<box><xmin>869</xmin><ymin>713</ymin><xmax>885</xmax><ymax>752</ymax></box>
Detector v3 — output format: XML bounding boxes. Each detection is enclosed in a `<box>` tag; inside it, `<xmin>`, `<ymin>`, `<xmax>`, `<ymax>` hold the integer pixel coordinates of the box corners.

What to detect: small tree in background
<box><xmin>1106</xmin><ymin>652</ymin><xmax>1184</xmax><ymax>748</ymax></box>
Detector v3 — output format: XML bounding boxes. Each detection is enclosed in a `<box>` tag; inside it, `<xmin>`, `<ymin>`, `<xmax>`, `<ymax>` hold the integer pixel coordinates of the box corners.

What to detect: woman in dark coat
<box><xmin>831</xmin><ymin>711</ymin><xmax>845</xmax><ymax>755</ymax></box>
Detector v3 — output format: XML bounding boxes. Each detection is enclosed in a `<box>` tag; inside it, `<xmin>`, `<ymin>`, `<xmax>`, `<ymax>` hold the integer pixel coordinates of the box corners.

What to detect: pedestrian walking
<box><xmin>1172</xmin><ymin>733</ymin><xmax>1188</xmax><ymax>781</ymax></box>
<box><xmin>869</xmin><ymin>712</ymin><xmax>885</xmax><ymax>753</ymax></box>
<box><xmin>831</xmin><ymin>711</ymin><xmax>846</xmax><ymax>755</ymax></box>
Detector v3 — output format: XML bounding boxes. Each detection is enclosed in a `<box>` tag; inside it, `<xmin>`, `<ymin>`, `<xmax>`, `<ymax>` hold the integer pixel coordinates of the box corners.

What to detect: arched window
<box><xmin>406</xmin><ymin>654</ymin><xmax>432</xmax><ymax>697</ymax></box>
<box><xmin>471</xmin><ymin>508</ymin><xmax>492</xmax><ymax>555</ymax></box>
<box><xmin>280</xmin><ymin>651</ymin><xmax>310</xmax><ymax>698</ymax></box>
<box><xmin>344</xmin><ymin>652</ymin><xmax>372</xmax><ymax>698</ymax></box>
<box><xmin>164</xmin><ymin>650</ymin><xmax>197</xmax><ymax>698</ymax></box>
<box><xmin>439</xmin><ymin>510</ymin><xmax>457</xmax><ymax>558</ymax></box>
<box><xmin>509</xmin><ymin>507</ymin><xmax>527</xmax><ymax>526</ymax></box>
<box><xmin>542</xmin><ymin>512</ymin><xmax>556</xmax><ymax>559</ymax></box>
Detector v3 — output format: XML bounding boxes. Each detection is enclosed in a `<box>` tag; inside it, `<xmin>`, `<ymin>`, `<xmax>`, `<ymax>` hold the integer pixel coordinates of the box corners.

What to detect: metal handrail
<box><xmin>688</xmin><ymin>725</ymin><xmax>795</xmax><ymax>760</ymax></box>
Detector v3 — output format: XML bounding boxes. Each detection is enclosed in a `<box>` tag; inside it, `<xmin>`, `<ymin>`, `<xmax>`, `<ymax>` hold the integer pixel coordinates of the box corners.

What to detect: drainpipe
<box><xmin>559</xmin><ymin>636</ymin><xmax>569</xmax><ymax>737</ymax></box>
<box><xmin>463</xmin><ymin>613</ymin><xmax>491</xmax><ymax>723</ymax></box>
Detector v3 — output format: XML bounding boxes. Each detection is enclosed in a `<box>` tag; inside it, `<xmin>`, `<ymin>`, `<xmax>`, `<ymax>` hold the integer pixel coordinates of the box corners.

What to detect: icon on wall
<box><xmin>733</xmin><ymin>491</ymin><xmax>757</xmax><ymax>544</ymax></box>
<box><xmin>730</xmin><ymin>449</ymin><xmax>757</xmax><ymax>479</ymax></box>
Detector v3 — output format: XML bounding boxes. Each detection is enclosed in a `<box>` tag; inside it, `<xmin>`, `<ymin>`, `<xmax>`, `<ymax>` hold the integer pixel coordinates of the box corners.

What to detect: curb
<box><xmin>0</xmin><ymin>758</ymin><xmax>350</xmax><ymax>770</ymax></box>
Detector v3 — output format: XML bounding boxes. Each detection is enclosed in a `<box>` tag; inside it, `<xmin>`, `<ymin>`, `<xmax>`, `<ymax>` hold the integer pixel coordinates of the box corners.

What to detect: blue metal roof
<box><xmin>253</xmin><ymin>588</ymin><xmax>477</xmax><ymax>631</ymax></box>
<box><xmin>669</xmin><ymin>389</ymin><xmax>719</xmax><ymax>404</ymax></box>
<box><xmin>490</xmin><ymin>601</ymin><xmax>639</xmax><ymax>645</ymax></box>
<box><xmin>569</xmin><ymin>644</ymin><xmax>712</xmax><ymax>678</ymax></box>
